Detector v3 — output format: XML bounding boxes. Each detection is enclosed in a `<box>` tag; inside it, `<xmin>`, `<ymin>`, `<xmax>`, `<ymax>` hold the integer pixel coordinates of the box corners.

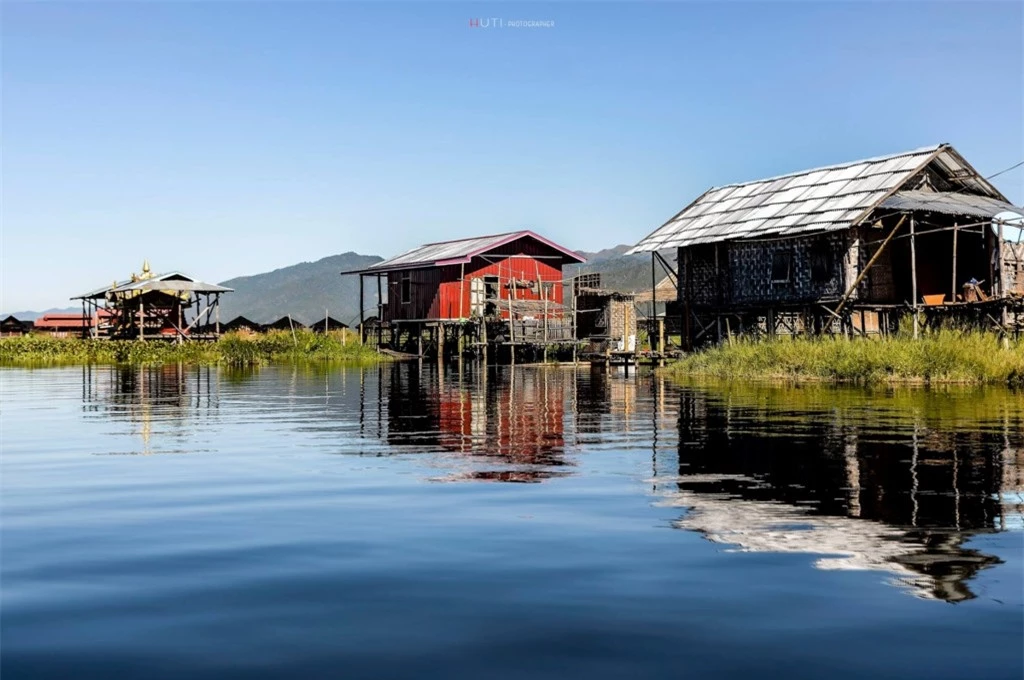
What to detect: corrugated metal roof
<box><xmin>360</xmin><ymin>230</ymin><xmax>586</xmax><ymax>273</ymax></box>
<box><xmin>880</xmin><ymin>190</ymin><xmax>1022</xmax><ymax>219</ymax></box>
<box><xmin>629</xmin><ymin>143</ymin><xmax>1008</xmax><ymax>252</ymax></box>
<box><xmin>74</xmin><ymin>272</ymin><xmax>233</xmax><ymax>299</ymax></box>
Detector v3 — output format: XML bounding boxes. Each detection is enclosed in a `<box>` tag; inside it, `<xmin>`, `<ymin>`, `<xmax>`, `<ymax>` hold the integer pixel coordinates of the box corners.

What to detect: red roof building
<box><xmin>34</xmin><ymin>310</ymin><xmax>114</xmax><ymax>337</ymax></box>
<box><xmin>354</xmin><ymin>230</ymin><xmax>586</xmax><ymax>325</ymax></box>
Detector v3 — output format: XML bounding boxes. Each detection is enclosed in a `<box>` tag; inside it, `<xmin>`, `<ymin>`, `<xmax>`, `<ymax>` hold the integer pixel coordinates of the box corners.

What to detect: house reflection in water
<box><xmin>375</xmin><ymin>362</ymin><xmax>570</xmax><ymax>482</ymax></box>
<box><xmin>81</xmin><ymin>364</ymin><xmax>222</xmax><ymax>455</ymax></box>
<box><xmin>661</xmin><ymin>388</ymin><xmax>1023</xmax><ymax>603</ymax></box>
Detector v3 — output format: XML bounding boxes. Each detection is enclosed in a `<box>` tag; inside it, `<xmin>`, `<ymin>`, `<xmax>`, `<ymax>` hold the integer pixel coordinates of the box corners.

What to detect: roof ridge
<box><xmin>417</xmin><ymin>229</ymin><xmax>528</xmax><ymax>247</ymax></box>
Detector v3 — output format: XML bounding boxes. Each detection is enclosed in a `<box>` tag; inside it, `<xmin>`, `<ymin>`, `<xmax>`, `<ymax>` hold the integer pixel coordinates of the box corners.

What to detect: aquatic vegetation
<box><xmin>0</xmin><ymin>330</ymin><xmax>382</xmax><ymax>367</ymax></box>
<box><xmin>669</xmin><ymin>328</ymin><xmax>1024</xmax><ymax>386</ymax></box>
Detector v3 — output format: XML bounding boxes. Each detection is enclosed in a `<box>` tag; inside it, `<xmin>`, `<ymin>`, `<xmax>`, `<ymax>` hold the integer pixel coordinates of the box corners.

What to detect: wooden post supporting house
<box><xmin>358</xmin><ymin>273</ymin><xmax>365</xmax><ymax>344</ymax></box>
<box><xmin>910</xmin><ymin>214</ymin><xmax>919</xmax><ymax>339</ymax></box>
<box><xmin>998</xmin><ymin>219</ymin><xmax>1009</xmax><ymax>348</ymax></box>
<box><xmin>951</xmin><ymin>222</ymin><xmax>959</xmax><ymax>301</ymax></box>
<box><xmin>650</xmin><ymin>251</ymin><xmax>658</xmax><ymax>352</ymax></box>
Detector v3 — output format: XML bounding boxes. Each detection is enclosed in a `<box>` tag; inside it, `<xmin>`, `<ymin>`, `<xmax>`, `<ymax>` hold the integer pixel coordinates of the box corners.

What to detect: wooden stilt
<box><xmin>951</xmin><ymin>222</ymin><xmax>958</xmax><ymax>301</ymax></box>
<box><xmin>650</xmin><ymin>251</ymin><xmax>658</xmax><ymax>352</ymax></box>
<box><xmin>910</xmin><ymin>215</ymin><xmax>919</xmax><ymax>339</ymax></box>
<box><xmin>359</xmin><ymin>274</ymin><xmax>365</xmax><ymax>344</ymax></box>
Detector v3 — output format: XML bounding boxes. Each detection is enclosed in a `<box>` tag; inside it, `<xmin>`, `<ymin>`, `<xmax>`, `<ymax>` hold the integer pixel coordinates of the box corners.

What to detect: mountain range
<box><xmin>5</xmin><ymin>245</ymin><xmax>663</xmax><ymax>325</ymax></box>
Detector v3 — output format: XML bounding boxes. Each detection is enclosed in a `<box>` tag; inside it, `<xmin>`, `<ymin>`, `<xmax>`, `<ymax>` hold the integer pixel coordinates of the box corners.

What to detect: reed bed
<box><xmin>669</xmin><ymin>329</ymin><xmax>1024</xmax><ymax>386</ymax></box>
<box><xmin>0</xmin><ymin>329</ymin><xmax>382</xmax><ymax>367</ymax></box>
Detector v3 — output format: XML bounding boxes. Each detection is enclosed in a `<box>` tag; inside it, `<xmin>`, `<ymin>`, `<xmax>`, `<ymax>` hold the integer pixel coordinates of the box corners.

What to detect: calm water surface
<box><xmin>2</xmin><ymin>363</ymin><xmax>1022</xmax><ymax>679</ymax></box>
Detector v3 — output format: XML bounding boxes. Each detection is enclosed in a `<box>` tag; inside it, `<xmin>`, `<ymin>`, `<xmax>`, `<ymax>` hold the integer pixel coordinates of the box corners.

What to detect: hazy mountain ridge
<box><xmin>216</xmin><ymin>252</ymin><xmax>383</xmax><ymax>325</ymax></box>
<box><xmin>577</xmin><ymin>244</ymin><xmax>669</xmax><ymax>293</ymax></box>
<box><xmin>6</xmin><ymin>245</ymin><xmax>664</xmax><ymax>326</ymax></box>
<box><xmin>2</xmin><ymin>307</ymin><xmax>81</xmax><ymax>321</ymax></box>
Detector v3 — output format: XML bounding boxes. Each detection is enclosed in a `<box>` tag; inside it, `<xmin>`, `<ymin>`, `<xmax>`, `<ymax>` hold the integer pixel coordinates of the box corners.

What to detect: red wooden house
<box><xmin>355</xmin><ymin>230</ymin><xmax>586</xmax><ymax>328</ymax></box>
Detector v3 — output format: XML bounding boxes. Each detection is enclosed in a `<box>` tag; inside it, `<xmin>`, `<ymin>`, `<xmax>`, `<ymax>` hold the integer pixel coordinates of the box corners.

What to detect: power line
<box><xmin>986</xmin><ymin>160</ymin><xmax>1024</xmax><ymax>181</ymax></box>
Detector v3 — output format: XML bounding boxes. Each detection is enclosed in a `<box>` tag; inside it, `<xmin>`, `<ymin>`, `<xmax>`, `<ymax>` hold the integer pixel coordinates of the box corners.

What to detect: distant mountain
<box><xmin>1</xmin><ymin>307</ymin><xmax>80</xmax><ymax>321</ymax></box>
<box><xmin>217</xmin><ymin>252</ymin><xmax>383</xmax><ymax>326</ymax></box>
<box><xmin>4</xmin><ymin>245</ymin><xmax>666</xmax><ymax>327</ymax></box>
<box><xmin>576</xmin><ymin>244</ymin><xmax>674</xmax><ymax>293</ymax></box>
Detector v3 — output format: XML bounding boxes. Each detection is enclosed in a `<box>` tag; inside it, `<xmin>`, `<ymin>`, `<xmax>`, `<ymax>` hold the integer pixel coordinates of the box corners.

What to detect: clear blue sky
<box><xmin>3</xmin><ymin>1</ymin><xmax>1022</xmax><ymax>311</ymax></box>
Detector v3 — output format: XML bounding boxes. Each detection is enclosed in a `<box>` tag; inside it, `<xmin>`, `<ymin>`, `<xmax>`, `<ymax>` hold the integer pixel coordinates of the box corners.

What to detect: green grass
<box><xmin>0</xmin><ymin>329</ymin><xmax>383</xmax><ymax>367</ymax></box>
<box><xmin>668</xmin><ymin>328</ymin><xmax>1024</xmax><ymax>386</ymax></box>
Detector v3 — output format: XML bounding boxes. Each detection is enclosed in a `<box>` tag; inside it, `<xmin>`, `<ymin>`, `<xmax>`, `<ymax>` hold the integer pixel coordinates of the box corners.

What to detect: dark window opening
<box><xmin>771</xmin><ymin>250</ymin><xmax>792</xmax><ymax>283</ymax></box>
<box><xmin>810</xmin><ymin>241</ymin><xmax>835</xmax><ymax>283</ymax></box>
<box><xmin>484</xmin><ymin>276</ymin><xmax>500</xmax><ymax>300</ymax></box>
<box><xmin>401</xmin><ymin>272</ymin><xmax>411</xmax><ymax>304</ymax></box>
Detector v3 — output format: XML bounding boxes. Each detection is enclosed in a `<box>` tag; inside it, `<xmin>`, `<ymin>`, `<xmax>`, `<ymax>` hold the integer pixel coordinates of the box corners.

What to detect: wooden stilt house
<box><xmin>630</xmin><ymin>143</ymin><xmax>1024</xmax><ymax>347</ymax></box>
<box><xmin>73</xmin><ymin>262</ymin><xmax>232</xmax><ymax>340</ymax></box>
<box><xmin>350</xmin><ymin>230</ymin><xmax>586</xmax><ymax>357</ymax></box>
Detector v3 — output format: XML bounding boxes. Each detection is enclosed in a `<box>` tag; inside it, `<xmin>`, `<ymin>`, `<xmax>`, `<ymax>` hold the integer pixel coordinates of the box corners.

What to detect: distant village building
<box><xmin>312</xmin><ymin>316</ymin><xmax>349</xmax><ymax>333</ymax></box>
<box><xmin>350</xmin><ymin>230</ymin><xmax>586</xmax><ymax>360</ymax></box>
<box><xmin>630</xmin><ymin>144</ymin><xmax>1024</xmax><ymax>347</ymax></box>
<box><xmin>574</xmin><ymin>279</ymin><xmax>638</xmax><ymax>356</ymax></box>
<box><xmin>262</xmin><ymin>316</ymin><xmax>306</xmax><ymax>332</ymax></box>
<box><xmin>0</xmin><ymin>315</ymin><xmax>33</xmax><ymax>337</ymax></box>
<box><xmin>73</xmin><ymin>262</ymin><xmax>232</xmax><ymax>340</ymax></box>
<box><xmin>33</xmin><ymin>311</ymin><xmax>113</xmax><ymax>337</ymax></box>
<box><xmin>221</xmin><ymin>315</ymin><xmax>261</xmax><ymax>333</ymax></box>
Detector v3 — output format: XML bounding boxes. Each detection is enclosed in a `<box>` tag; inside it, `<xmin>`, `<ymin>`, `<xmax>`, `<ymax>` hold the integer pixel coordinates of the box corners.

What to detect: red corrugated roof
<box><xmin>352</xmin><ymin>230</ymin><xmax>586</xmax><ymax>274</ymax></box>
<box><xmin>35</xmin><ymin>310</ymin><xmax>115</xmax><ymax>328</ymax></box>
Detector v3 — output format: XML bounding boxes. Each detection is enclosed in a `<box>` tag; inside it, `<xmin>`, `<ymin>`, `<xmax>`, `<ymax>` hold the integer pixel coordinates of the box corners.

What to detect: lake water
<box><xmin>2</xmin><ymin>363</ymin><xmax>1022</xmax><ymax>679</ymax></box>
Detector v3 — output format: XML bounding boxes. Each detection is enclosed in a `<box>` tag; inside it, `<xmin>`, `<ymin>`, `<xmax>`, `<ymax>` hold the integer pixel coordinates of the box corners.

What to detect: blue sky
<box><xmin>3</xmin><ymin>1</ymin><xmax>1022</xmax><ymax>310</ymax></box>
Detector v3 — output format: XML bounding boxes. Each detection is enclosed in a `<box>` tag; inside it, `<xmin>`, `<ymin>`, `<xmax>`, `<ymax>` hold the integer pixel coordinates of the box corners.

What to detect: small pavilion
<box><xmin>73</xmin><ymin>261</ymin><xmax>232</xmax><ymax>341</ymax></box>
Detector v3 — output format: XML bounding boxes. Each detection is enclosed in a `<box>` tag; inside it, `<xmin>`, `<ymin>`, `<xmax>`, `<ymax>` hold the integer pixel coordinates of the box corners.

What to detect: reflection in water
<box><xmin>664</xmin><ymin>386</ymin><xmax>1023</xmax><ymax>602</ymax></box>
<box><xmin>78</xmin><ymin>363</ymin><xmax>1022</xmax><ymax>601</ymax></box>
<box><xmin>377</xmin><ymin>362</ymin><xmax>571</xmax><ymax>482</ymax></box>
<box><xmin>81</xmin><ymin>364</ymin><xmax>224</xmax><ymax>455</ymax></box>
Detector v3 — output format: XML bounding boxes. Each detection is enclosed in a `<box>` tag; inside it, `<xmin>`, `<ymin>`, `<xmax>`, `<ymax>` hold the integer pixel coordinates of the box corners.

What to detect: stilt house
<box><xmin>73</xmin><ymin>262</ymin><xmax>232</xmax><ymax>340</ymax></box>
<box><xmin>352</xmin><ymin>230</ymin><xmax>586</xmax><ymax>353</ymax></box>
<box><xmin>630</xmin><ymin>144</ymin><xmax>1024</xmax><ymax>345</ymax></box>
<box><xmin>1</xmin><ymin>315</ymin><xmax>32</xmax><ymax>337</ymax></box>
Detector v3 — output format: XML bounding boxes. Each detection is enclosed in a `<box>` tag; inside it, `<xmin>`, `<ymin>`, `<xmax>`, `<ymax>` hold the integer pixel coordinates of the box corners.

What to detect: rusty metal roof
<box><xmin>629</xmin><ymin>144</ymin><xmax>1008</xmax><ymax>252</ymax></box>
<box><xmin>356</xmin><ymin>230</ymin><xmax>586</xmax><ymax>274</ymax></box>
<box><xmin>880</xmin><ymin>190</ymin><xmax>1022</xmax><ymax>219</ymax></box>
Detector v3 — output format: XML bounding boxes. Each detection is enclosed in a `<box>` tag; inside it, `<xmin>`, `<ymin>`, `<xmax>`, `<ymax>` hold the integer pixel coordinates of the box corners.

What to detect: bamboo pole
<box><xmin>996</xmin><ymin>219</ymin><xmax>1005</xmax><ymax>298</ymax></box>
<box><xmin>459</xmin><ymin>263</ymin><xmax>465</xmax><ymax>320</ymax></box>
<box><xmin>835</xmin><ymin>214</ymin><xmax>907</xmax><ymax>316</ymax></box>
<box><xmin>910</xmin><ymin>215</ymin><xmax>919</xmax><ymax>339</ymax></box>
<box><xmin>507</xmin><ymin>261</ymin><xmax>515</xmax><ymax>346</ymax></box>
<box><xmin>376</xmin><ymin>275</ymin><xmax>383</xmax><ymax>328</ymax></box>
<box><xmin>951</xmin><ymin>222</ymin><xmax>958</xmax><ymax>301</ymax></box>
<box><xmin>650</xmin><ymin>251</ymin><xmax>657</xmax><ymax>352</ymax></box>
<box><xmin>535</xmin><ymin>262</ymin><xmax>549</xmax><ymax>345</ymax></box>
<box><xmin>998</xmin><ymin>220</ymin><xmax>1009</xmax><ymax>349</ymax></box>
<box><xmin>572</xmin><ymin>269</ymin><xmax>578</xmax><ymax>365</ymax></box>
<box><xmin>359</xmin><ymin>274</ymin><xmax>365</xmax><ymax>344</ymax></box>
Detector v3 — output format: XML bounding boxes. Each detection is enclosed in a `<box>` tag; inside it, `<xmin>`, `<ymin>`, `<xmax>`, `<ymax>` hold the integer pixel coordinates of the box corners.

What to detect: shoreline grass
<box><xmin>0</xmin><ymin>329</ymin><xmax>383</xmax><ymax>367</ymax></box>
<box><xmin>667</xmin><ymin>328</ymin><xmax>1024</xmax><ymax>386</ymax></box>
